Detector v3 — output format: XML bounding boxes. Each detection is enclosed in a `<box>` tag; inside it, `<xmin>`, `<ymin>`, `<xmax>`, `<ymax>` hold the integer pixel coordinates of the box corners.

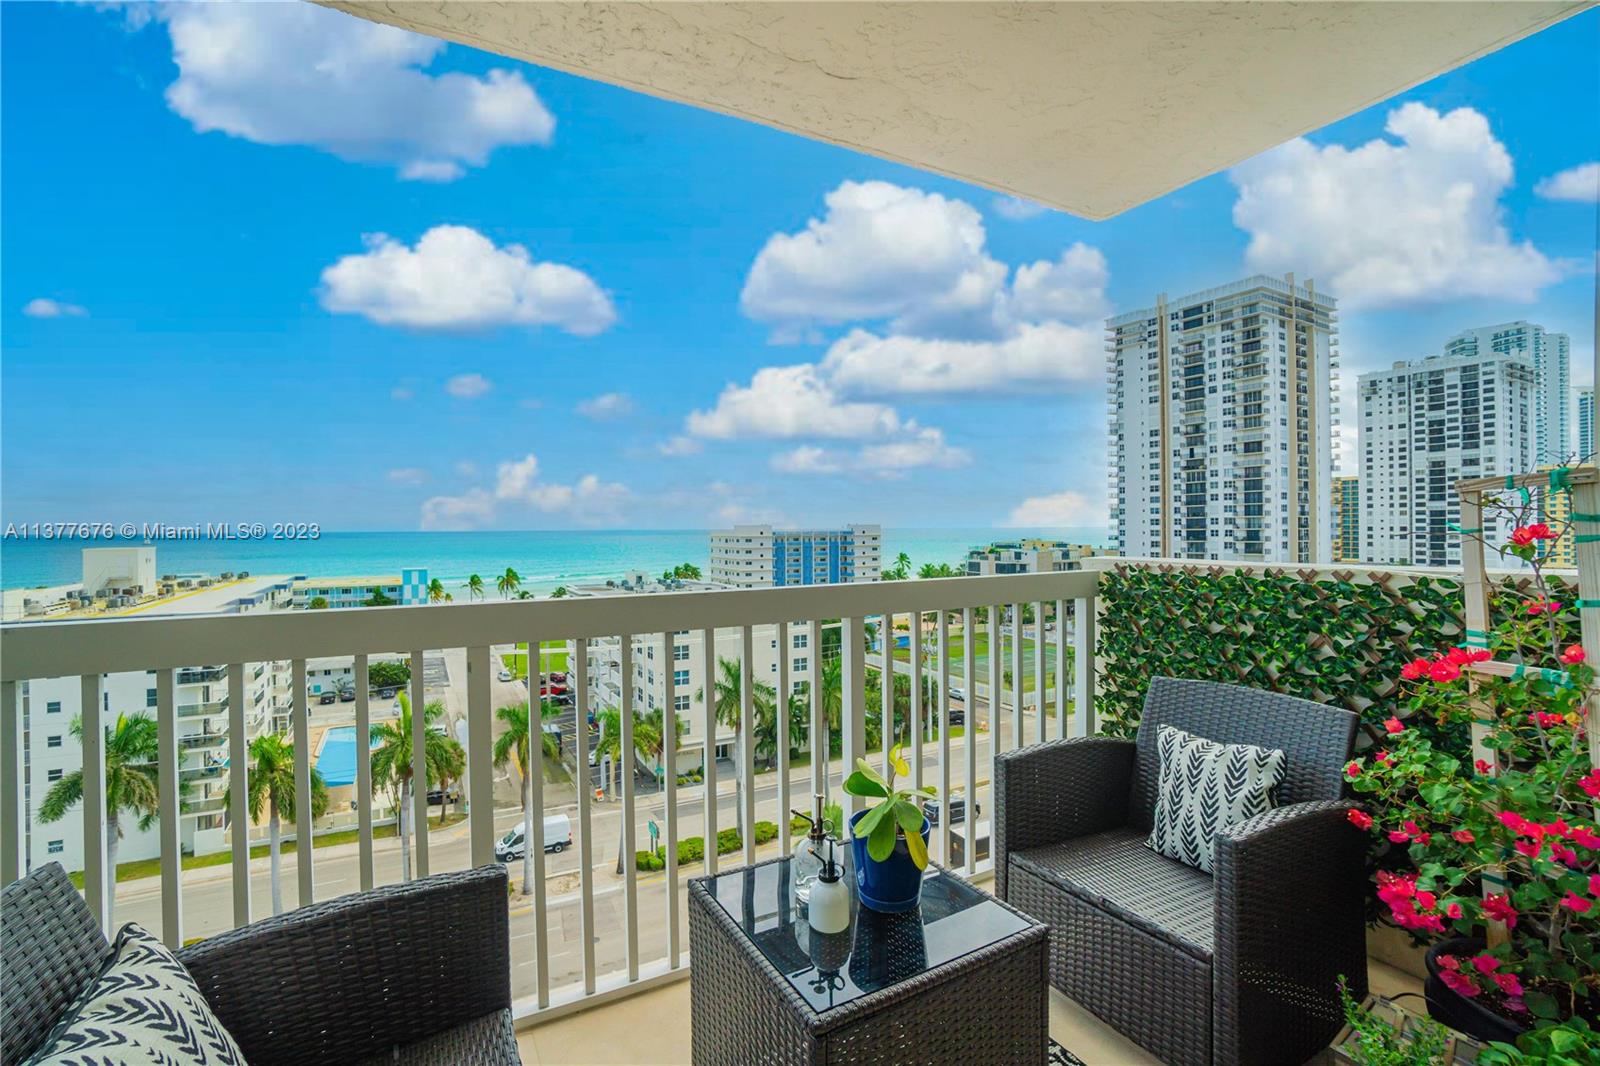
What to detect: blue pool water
<box><xmin>317</xmin><ymin>726</ymin><xmax>375</xmax><ymax>787</ymax></box>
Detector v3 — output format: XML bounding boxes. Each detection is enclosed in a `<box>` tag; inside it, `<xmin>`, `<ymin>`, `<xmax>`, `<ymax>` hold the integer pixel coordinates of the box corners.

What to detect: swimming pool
<box><xmin>316</xmin><ymin>726</ymin><xmax>376</xmax><ymax>787</ymax></box>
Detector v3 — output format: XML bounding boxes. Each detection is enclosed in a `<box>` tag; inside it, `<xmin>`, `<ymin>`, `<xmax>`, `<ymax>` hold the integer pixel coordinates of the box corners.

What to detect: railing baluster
<box><xmin>1073</xmin><ymin>596</ymin><xmax>1097</xmax><ymax>737</ymax></box>
<box><xmin>292</xmin><ymin>659</ymin><xmax>313</xmax><ymax>905</ymax></box>
<box><xmin>353</xmin><ymin>655</ymin><xmax>373</xmax><ymax>891</ymax></box>
<box><xmin>988</xmin><ymin>605</ymin><xmax>1002</xmax><ymax>757</ymax></box>
<box><xmin>528</xmin><ymin>639</ymin><xmax>549</xmax><ymax>1008</ymax></box>
<box><xmin>157</xmin><ymin>668</ymin><xmax>181</xmax><ymax>947</ymax></box>
<box><xmin>1</xmin><ymin>679</ymin><xmax>19</xmax><ymax>885</ymax></box>
<box><xmin>81</xmin><ymin>674</ymin><xmax>108</xmax><ymax>932</ymax></box>
<box><xmin>1055</xmin><ymin>599</ymin><xmax>1070</xmax><ymax>741</ymax></box>
<box><xmin>840</xmin><ymin>616</ymin><xmax>867</xmax><ymax>817</ymax></box>
<box><xmin>620</xmin><ymin>635</ymin><xmax>639</xmax><ymax>980</ymax></box>
<box><xmin>661</xmin><ymin>633</ymin><xmax>680</xmax><ymax>970</ymax></box>
<box><xmin>962</xmin><ymin>607</ymin><xmax>977</xmax><ymax>875</ymax></box>
<box><xmin>573</xmin><ymin>638</ymin><xmax>597</xmax><ymax>994</ymax></box>
<box><xmin>936</xmin><ymin>609</ymin><xmax>951</xmax><ymax>865</ymax></box>
<box><xmin>468</xmin><ymin>645</ymin><xmax>495</xmax><ymax>868</ymax></box>
<box><xmin>1034</xmin><ymin>601</ymin><xmax>1048</xmax><ymax>745</ymax></box>
<box><xmin>700</xmin><ymin>628</ymin><xmax>718</xmax><ymax>876</ymax></box>
<box><xmin>227</xmin><ymin>663</ymin><xmax>250</xmax><ymax>924</ymax></box>
<box><xmin>738</xmin><ymin>625</ymin><xmax>755</xmax><ymax>867</ymax></box>
<box><xmin>776</xmin><ymin>621</ymin><xmax>791</xmax><ymax>855</ymax></box>
<box><xmin>880</xmin><ymin>610</ymin><xmax>895</xmax><ymax>776</ymax></box>
<box><xmin>1010</xmin><ymin>603</ymin><xmax>1024</xmax><ymax>750</ymax></box>
<box><xmin>910</xmin><ymin>610</ymin><xmax>923</xmax><ymax>792</ymax></box>
<box><xmin>410</xmin><ymin>650</ymin><xmax>429</xmax><ymax>878</ymax></box>
<box><xmin>808</xmin><ymin>621</ymin><xmax>825</xmax><ymax>807</ymax></box>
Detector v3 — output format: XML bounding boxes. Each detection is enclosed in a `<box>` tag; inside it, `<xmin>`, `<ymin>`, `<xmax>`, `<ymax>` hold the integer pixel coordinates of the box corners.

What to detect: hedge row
<box><xmin>637</xmin><ymin>815</ymin><xmax>809</xmax><ymax>870</ymax></box>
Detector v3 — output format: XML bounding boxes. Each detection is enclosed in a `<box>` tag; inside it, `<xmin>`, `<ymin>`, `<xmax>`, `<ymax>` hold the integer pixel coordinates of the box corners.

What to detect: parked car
<box><xmin>548</xmin><ymin>671</ymin><xmax>568</xmax><ymax>684</ymax></box>
<box><xmin>949</xmin><ymin>686</ymin><xmax>967</xmax><ymax>703</ymax></box>
<box><xmin>923</xmin><ymin>793</ymin><xmax>979</xmax><ymax>827</ymax></box>
<box><xmin>373</xmin><ymin>686</ymin><xmax>398</xmax><ymax>699</ymax></box>
<box><xmin>317</xmin><ymin>691</ymin><xmax>337</xmax><ymax>705</ymax></box>
<box><xmin>495</xmin><ymin>814</ymin><xmax>573</xmax><ymax>860</ymax></box>
<box><xmin>338</xmin><ymin>687</ymin><xmax>356</xmax><ymax>702</ymax></box>
<box><xmin>497</xmin><ymin>668</ymin><xmax>514</xmax><ymax>682</ymax></box>
<box><xmin>426</xmin><ymin>787</ymin><xmax>461</xmax><ymax>806</ymax></box>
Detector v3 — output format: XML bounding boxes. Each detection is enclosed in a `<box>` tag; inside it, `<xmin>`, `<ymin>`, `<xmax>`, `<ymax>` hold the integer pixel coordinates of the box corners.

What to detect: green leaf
<box><xmin>842</xmin><ymin>771</ymin><xmax>887</xmax><ymax>799</ymax></box>
<box><xmin>853</xmin><ymin>760</ymin><xmax>888</xmax><ymax>790</ymax></box>
<box><xmin>853</xmin><ymin>801</ymin><xmax>890</xmax><ymax>838</ymax></box>
<box><xmin>893</xmin><ymin>799</ymin><xmax>924</xmax><ymax>835</ymax></box>
<box><xmin>867</xmin><ymin>807</ymin><xmax>898</xmax><ymax>861</ymax></box>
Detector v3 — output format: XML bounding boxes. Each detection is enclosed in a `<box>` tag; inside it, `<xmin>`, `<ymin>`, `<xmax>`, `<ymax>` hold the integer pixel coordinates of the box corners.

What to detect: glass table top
<box><xmin>704</xmin><ymin>857</ymin><xmax>1031</xmax><ymax>1013</ymax></box>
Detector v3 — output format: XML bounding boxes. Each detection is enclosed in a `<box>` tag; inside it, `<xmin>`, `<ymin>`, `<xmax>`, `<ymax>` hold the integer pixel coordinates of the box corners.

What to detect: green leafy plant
<box><xmin>1479</xmin><ymin>1018</ymin><xmax>1600</xmax><ymax>1065</ymax></box>
<box><xmin>843</xmin><ymin>745</ymin><xmax>936</xmax><ymax>868</ymax></box>
<box><xmin>1335</xmin><ymin>981</ymin><xmax>1449</xmax><ymax>1066</ymax></box>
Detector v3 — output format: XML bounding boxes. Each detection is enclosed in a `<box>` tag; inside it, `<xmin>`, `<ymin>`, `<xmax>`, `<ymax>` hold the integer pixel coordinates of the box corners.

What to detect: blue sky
<box><xmin>3</xmin><ymin>3</ymin><xmax>1596</xmax><ymax>532</ymax></box>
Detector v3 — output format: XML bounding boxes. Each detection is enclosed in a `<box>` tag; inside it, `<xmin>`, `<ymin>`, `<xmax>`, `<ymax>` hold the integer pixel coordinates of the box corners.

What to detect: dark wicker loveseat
<box><xmin>994</xmin><ymin>677</ymin><xmax>1368</xmax><ymax>1066</ymax></box>
<box><xmin>1</xmin><ymin>862</ymin><xmax>519</xmax><ymax>1066</ymax></box>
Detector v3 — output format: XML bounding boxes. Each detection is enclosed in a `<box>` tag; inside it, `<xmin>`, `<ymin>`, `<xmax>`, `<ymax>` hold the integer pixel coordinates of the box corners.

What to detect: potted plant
<box><xmin>1343</xmin><ymin>503</ymin><xmax>1599</xmax><ymax>1043</ymax></box>
<box><xmin>1324</xmin><ymin>981</ymin><xmax>1454</xmax><ymax>1065</ymax></box>
<box><xmin>842</xmin><ymin>745</ymin><xmax>936</xmax><ymax>912</ymax></box>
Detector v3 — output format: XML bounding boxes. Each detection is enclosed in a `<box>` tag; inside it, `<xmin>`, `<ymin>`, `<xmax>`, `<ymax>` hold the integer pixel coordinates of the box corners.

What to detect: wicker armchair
<box><xmin>1</xmin><ymin>862</ymin><xmax>519</xmax><ymax>1066</ymax></box>
<box><xmin>995</xmin><ymin>676</ymin><xmax>1367</xmax><ymax>1066</ymax></box>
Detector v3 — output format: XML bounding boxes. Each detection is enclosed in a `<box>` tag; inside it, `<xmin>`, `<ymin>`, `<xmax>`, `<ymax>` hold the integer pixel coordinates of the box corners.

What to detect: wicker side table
<box><xmin>688</xmin><ymin>858</ymin><xmax>1048</xmax><ymax>1066</ymax></box>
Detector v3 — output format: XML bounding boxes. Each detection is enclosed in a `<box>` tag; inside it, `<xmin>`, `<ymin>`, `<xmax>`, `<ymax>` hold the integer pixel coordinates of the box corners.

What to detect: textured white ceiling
<box><xmin>323</xmin><ymin>1</ymin><xmax>1589</xmax><ymax>219</ymax></box>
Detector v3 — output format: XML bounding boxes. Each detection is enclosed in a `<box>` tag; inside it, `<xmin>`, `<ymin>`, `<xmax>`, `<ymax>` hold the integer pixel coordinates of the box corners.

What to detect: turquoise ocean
<box><xmin>0</xmin><ymin>528</ymin><xmax>1110</xmax><ymax>597</ymax></box>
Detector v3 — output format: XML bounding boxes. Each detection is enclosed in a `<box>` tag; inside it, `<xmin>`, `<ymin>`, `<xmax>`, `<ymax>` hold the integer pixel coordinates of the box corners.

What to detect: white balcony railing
<box><xmin>0</xmin><ymin>569</ymin><xmax>1098</xmax><ymax>1023</ymax></box>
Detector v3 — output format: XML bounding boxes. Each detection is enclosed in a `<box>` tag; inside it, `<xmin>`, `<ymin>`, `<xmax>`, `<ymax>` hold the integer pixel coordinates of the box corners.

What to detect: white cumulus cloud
<box><xmin>421</xmin><ymin>453</ymin><xmax>631</xmax><ymax>527</ymax></box>
<box><xmin>821</xmin><ymin>320</ymin><xmax>1104</xmax><ymax>397</ymax></box>
<box><xmin>320</xmin><ymin>225</ymin><xmax>615</xmax><ymax>334</ymax></box>
<box><xmin>445</xmin><ymin>372</ymin><xmax>492</xmax><ymax>399</ymax></box>
<box><xmin>1535</xmin><ymin>162</ymin><xmax>1600</xmax><ymax>203</ymax></box>
<box><xmin>1230</xmin><ymin>102</ymin><xmax>1559</xmax><ymax>308</ymax></box>
<box><xmin>576</xmin><ymin>392</ymin><xmax>635</xmax><ymax>421</ymax></box>
<box><xmin>420</xmin><ymin>488</ymin><xmax>494</xmax><ymax>531</ymax></box>
<box><xmin>1003</xmin><ymin>491</ymin><xmax>1096</xmax><ymax>527</ymax></box>
<box><xmin>22</xmin><ymin>297</ymin><xmax>87</xmax><ymax>318</ymax></box>
<box><xmin>388</xmin><ymin>467</ymin><xmax>428</xmax><ymax>486</ymax></box>
<box><xmin>992</xmin><ymin>196</ymin><xmax>1049</xmax><ymax>221</ymax></box>
<box><xmin>770</xmin><ymin>429</ymin><xmax>968</xmax><ymax>478</ymax></box>
<box><xmin>686</xmin><ymin>364</ymin><xmax>904</xmax><ymax>441</ymax></box>
<box><xmin>145</xmin><ymin>2</ymin><xmax>553</xmax><ymax>181</ymax></box>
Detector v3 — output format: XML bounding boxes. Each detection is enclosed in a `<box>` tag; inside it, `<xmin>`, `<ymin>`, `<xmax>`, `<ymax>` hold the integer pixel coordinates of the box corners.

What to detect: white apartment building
<box><xmin>1442</xmin><ymin>321</ymin><xmax>1570</xmax><ymax>464</ymax></box>
<box><xmin>1579</xmin><ymin>386</ymin><xmax>1594</xmax><ymax>463</ymax></box>
<box><xmin>965</xmin><ymin>540</ymin><xmax>1117</xmax><ymax>576</ymax></box>
<box><xmin>707</xmin><ymin>525</ymin><xmax>882</xmax><ymax>588</ymax></box>
<box><xmin>565</xmin><ymin>575</ymin><xmax>822</xmax><ymax>769</ymax></box>
<box><xmin>1108</xmin><ymin>274</ymin><xmax>1338</xmax><ymax>563</ymax></box>
<box><xmin>20</xmin><ymin>659</ymin><xmax>288</xmax><ymax>873</ymax></box>
<box><xmin>1358</xmin><ymin>351</ymin><xmax>1535</xmax><ymax>568</ymax></box>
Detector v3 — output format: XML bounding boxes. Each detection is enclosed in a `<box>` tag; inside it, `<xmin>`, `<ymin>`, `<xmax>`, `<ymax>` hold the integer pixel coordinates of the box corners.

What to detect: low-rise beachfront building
<box><xmin>964</xmin><ymin>540</ymin><xmax>1116</xmax><ymax>576</ymax></box>
<box><xmin>292</xmin><ymin>568</ymin><xmax>430</xmax><ymax>609</ymax></box>
<box><xmin>708</xmin><ymin>524</ymin><xmax>881</xmax><ymax>588</ymax></box>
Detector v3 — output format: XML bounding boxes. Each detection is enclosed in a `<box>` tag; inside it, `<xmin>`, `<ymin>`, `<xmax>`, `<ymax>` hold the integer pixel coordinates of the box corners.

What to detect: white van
<box><xmin>496</xmin><ymin>814</ymin><xmax>573</xmax><ymax>861</ymax></box>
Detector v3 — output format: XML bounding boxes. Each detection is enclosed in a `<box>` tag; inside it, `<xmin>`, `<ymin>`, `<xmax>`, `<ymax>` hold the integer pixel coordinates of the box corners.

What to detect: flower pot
<box><xmin>1423</xmin><ymin>937</ymin><xmax>1528</xmax><ymax>1046</ymax></box>
<box><xmin>848</xmin><ymin>809</ymin><xmax>930</xmax><ymax>913</ymax></box>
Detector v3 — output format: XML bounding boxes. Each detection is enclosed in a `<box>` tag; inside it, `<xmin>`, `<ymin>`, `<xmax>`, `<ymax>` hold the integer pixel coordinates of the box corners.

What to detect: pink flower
<box><xmin>1446</xmin><ymin>646</ymin><xmax>1473</xmax><ymax>666</ymax></box>
<box><xmin>1471</xmin><ymin>954</ymin><xmax>1500</xmax><ymax>973</ymax></box>
<box><xmin>1452</xmin><ymin>829</ymin><xmax>1475</xmax><ymax>844</ymax></box>
<box><xmin>1499</xmin><ymin>811</ymin><xmax>1537</xmax><ymax>835</ymax></box>
<box><xmin>1560</xmin><ymin>892</ymin><xmax>1593</xmax><ymax>914</ymax></box>
<box><xmin>1467</xmin><ymin>647</ymin><xmax>1493</xmax><ymax>663</ymax></box>
<box><xmin>1552</xmin><ymin>844</ymin><xmax>1579</xmax><ymax>866</ymax></box>
<box><xmin>1483</xmin><ymin>894</ymin><xmax>1518</xmax><ymax>928</ymax></box>
<box><xmin>1389</xmin><ymin>830</ymin><xmax>1412</xmax><ymax>844</ymax></box>
<box><xmin>1428</xmin><ymin>660</ymin><xmax>1462</xmax><ymax>683</ymax></box>
<box><xmin>1515</xmin><ymin>838</ymin><xmax>1542</xmax><ymax>859</ymax></box>
<box><xmin>1572</xmin><ymin>827</ymin><xmax>1600</xmax><ymax>850</ymax></box>
<box><xmin>1563</xmin><ymin>644</ymin><xmax>1587</xmax><ymax>665</ymax></box>
<box><xmin>1590</xmin><ymin>875</ymin><xmax>1600</xmax><ymax>897</ymax></box>
<box><xmin>1401</xmin><ymin>659</ymin><xmax>1430</xmax><ymax>681</ymax></box>
<box><xmin>1384</xmin><ymin>717</ymin><xmax>1405</xmax><ymax>735</ymax></box>
<box><xmin>1475</xmin><ymin>759</ymin><xmax>1494</xmax><ymax>775</ymax></box>
<box><xmin>1403</xmin><ymin>820</ymin><xmax>1432</xmax><ymax>845</ymax></box>
<box><xmin>1492</xmin><ymin>972</ymin><xmax>1524</xmax><ymax>997</ymax></box>
<box><xmin>1346</xmin><ymin>809</ymin><xmax>1372</xmax><ymax>830</ymax></box>
<box><xmin>1415</xmin><ymin>889</ymin><xmax>1437</xmax><ymax>910</ymax></box>
<box><xmin>1345</xmin><ymin>761</ymin><xmax>1362</xmax><ymax>778</ymax></box>
<box><xmin>1528</xmin><ymin>711</ymin><xmax>1565</xmax><ymax>728</ymax></box>
<box><xmin>1582</xmin><ymin>770</ymin><xmax>1600</xmax><ymax>800</ymax></box>
<box><xmin>1440</xmin><ymin>968</ymin><xmax>1479</xmax><ymax>997</ymax></box>
<box><xmin>1526</xmin><ymin>600</ymin><xmax>1545</xmax><ymax>614</ymax></box>
<box><xmin>1445</xmin><ymin>902</ymin><xmax>1463</xmax><ymax>919</ymax></box>
<box><xmin>1375</xmin><ymin>750</ymin><xmax>1394</xmax><ymax>766</ymax></box>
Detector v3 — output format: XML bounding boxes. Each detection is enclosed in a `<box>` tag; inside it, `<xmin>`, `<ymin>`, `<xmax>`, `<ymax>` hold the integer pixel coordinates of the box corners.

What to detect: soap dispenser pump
<box><xmin>807</xmin><ymin>834</ymin><xmax>850</xmax><ymax>935</ymax></box>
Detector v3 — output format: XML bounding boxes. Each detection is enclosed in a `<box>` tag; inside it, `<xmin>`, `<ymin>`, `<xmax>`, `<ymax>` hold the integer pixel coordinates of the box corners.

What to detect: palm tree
<box><xmin>467</xmin><ymin>574</ymin><xmax>485</xmax><ymax>601</ymax></box>
<box><xmin>497</xmin><ymin>567</ymin><xmax>522</xmax><ymax>599</ymax></box>
<box><xmin>434</xmin><ymin>738</ymin><xmax>465</xmax><ymax>825</ymax></box>
<box><xmin>370</xmin><ymin>693</ymin><xmax>455</xmax><ymax>881</ymax></box>
<box><xmin>695</xmin><ymin>658</ymin><xmax>774</xmax><ymax>843</ymax></box>
<box><xmin>493</xmin><ymin>700</ymin><xmax>564</xmax><ymax>895</ymax></box>
<box><xmin>552</xmin><ymin>586</ymin><xmax>569</xmax><ymax>598</ymax></box>
<box><xmin>593</xmin><ymin>705</ymin><xmax>662</xmax><ymax>874</ymax></box>
<box><xmin>39</xmin><ymin>712</ymin><xmax>161</xmax><ymax>926</ymax></box>
<box><xmin>224</xmin><ymin>733</ymin><xmax>328</xmax><ymax>915</ymax></box>
<box><xmin>673</xmin><ymin>562</ymin><xmax>702</xmax><ymax>580</ymax></box>
<box><xmin>427</xmin><ymin>578</ymin><xmax>446</xmax><ymax>604</ymax></box>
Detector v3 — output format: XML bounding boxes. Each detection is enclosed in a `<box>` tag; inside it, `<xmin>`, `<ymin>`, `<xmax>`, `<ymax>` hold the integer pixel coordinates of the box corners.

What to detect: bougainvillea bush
<box><xmin>1344</xmin><ymin>509</ymin><xmax>1599</xmax><ymax>1030</ymax></box>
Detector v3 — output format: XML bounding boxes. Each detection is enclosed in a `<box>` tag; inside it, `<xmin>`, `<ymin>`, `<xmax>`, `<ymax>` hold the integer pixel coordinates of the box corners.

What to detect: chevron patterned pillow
<box><xmin>25</xmin><ymin>922</ymin><xmax>247</xmax><ymax>1065</ymax></box>
<box><xmin>1146</xmin><ymin>724</ymin><xmax>1286</xmax><ymax>874</ymax></box>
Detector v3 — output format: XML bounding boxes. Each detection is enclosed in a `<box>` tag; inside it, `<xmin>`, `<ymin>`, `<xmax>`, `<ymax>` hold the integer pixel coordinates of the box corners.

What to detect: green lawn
<box><xmin>71</xmin><ymin>812</ymin><xmax>468</xmax><ymax>888</ymax></box>
<box><xmin>504</xmin><ymin>641</ymin><xmax>570</xmax><ymax>677</ymax></box>
<box><xmin>885</xmin><ymin>632</ymin><xmax>1070</xmax><ymax>688</ymax></box>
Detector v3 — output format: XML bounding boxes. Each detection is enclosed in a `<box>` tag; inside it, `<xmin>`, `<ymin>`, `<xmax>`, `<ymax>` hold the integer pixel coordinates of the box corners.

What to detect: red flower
<box><xmin>1374</xmin><ymin>750</ymin><xmax>1393</xmax><ymax>766</ymax></box>
<box><xmin>1560</xmin><ymin>892</ymin><xmax>1593</xmax><ymax>914</ymax></box>
<box><xmin>1345</xmin><ymin>761</ymin><xmax>1362</xmax><ymax>778</ymax></box>
<box><xmin>1346</xmin><ymin>809</ymin><xmax>1372</xmax><ymax>830</ymax></box>
<box><xmin>1468</xmin><ymin>647</ymin><xmax>1493</xmax><ymax>662</ymax></box>
<box><xmin>1515</xmin><ymin>838</ymin><xmax>1542</xmax><ymax>859</ymax></box>
<box><xmin>1475</xmin><ymin>759</ymin><xmax>1494</xmax><ymax>775</ymax></box>
<box><xmin>1438</xmin><ymin>954</ymin><xmax>1460</xmax><ymax>971</ymax></box>
<box><xmin>1527</xmin><ymin>522</ymin><xmax>1555</xmax><ymax>540</ymax></box>
<box><xmin>1582</xmin><ymin>769</ymin><xmax>1600</xmax><ymax>799</ymax></box>
<box><xmin>1401</xmin><ymin>658</ymin><xmax>1430</xmax><ymax>680</ymax></box>
<box><xmin>1590</xmin><ymin>875</ymin><xmax>1600</xmax><ymax>897</ymax></box>
<box><xmin>1471</xmin><ymin>954</ymin><xmax>1500</xmax><ymax>973</ymax></box>
<box><xmin>1452</xmin><ymin>829</ymin><xmax>1475</xmax><ymax>844</ymax></box>
<box><xmin>1483</xmin><ymin>894</ymin><xmax>1519</xmax><ymax>928</ymax></box>
<box><xmin>1388</xmin><ymin>830</ymin><xmax>1411</xmax><ymax>844</ymax></box>
<box><xmin>1445</xmin><ymin>902</ymin><xmax>1463</xmax><ymax>919</ymax></box>
<box><xmin>1428</xmin><ymin>660</ymin><xmax>1462</xmax><ymax>683</ymax></box>
<box><xmin>1415</xmin><ymin>889</ymin><xmax>1437</xmax><ymax>910</ymax></box>
<box><xmin>1549</xmin><ymin>601</ymin><xmax>1564</xmax><ymax>613</ymax></box>
<box><xmin>1384</xmin><ymin>717</ymin><xmax>1405</xmax><ymax>735</ymax></box>
<box><xmin>1572</xmin><ymin>827</ymin><xmax>1600</xmax><ymax>850</ymax></box>
<box><xmin>1403</xmin><ymin>820</ymin><xmax>1431</xmax><ymax>845</ymax></box>
<box><xmin>1440</xmin><ymin>968</ymin><xmax>1479</xmax><ymax>997</ymax></box>
<box><xmin>1528</xmin><ymin>711</ymin><xmax>1565</xmax><ymax>728</ymax></box>
<box><xmin>1563</xmin><ymin>644</ymin><xmax>1586</xmax><ymax>665</ymax></box>
<box><xmin>1445</xmin><ymin>646</ymin><xmax>1473</xmax><ymax>666</ymax></box>
<box><xmin>1552</xmin><ymin>844</ymin><xmax>1579</xmax><ymax>866</ymax></box>
<box><xmin>1492</xmin><ymin>972</ymin><xmax>1524</xmax><ymax>997</ymax></box>
<box><xmin>1512</xmin><ymin>527</ymin><xmax>1536</xmax><ymax>547</ymax></box>
<box><xmin>1499</xmin><ymin>811</ymin><xmax>1537</xmax><ymax>835</ymax></box>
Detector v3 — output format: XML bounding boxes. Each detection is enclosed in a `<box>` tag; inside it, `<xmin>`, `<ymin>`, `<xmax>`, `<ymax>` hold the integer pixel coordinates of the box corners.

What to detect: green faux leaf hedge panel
<box><xmin>1096</xmin><ymin>564</ymin><xmax>1576</xmax><ymax>743</ymax></box>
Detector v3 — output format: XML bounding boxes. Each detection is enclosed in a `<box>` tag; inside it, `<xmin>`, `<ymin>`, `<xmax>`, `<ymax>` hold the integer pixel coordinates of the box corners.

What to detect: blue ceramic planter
<box><xmin>849</xmin><ymin>809</ymin><xmax>931</xmax><ymax>913</ymax></box>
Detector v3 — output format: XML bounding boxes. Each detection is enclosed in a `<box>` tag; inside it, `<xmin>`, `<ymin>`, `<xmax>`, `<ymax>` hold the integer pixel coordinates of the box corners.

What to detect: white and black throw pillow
<box><xmin>25</xmin><ymin>922</ymin><xmax>248</xmax><ymax>1066</ymax></box>
<box><xmin>1146</xmin><ymin>724</ymin><xmax>1286</xmax><ymax>874</ymax></box>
